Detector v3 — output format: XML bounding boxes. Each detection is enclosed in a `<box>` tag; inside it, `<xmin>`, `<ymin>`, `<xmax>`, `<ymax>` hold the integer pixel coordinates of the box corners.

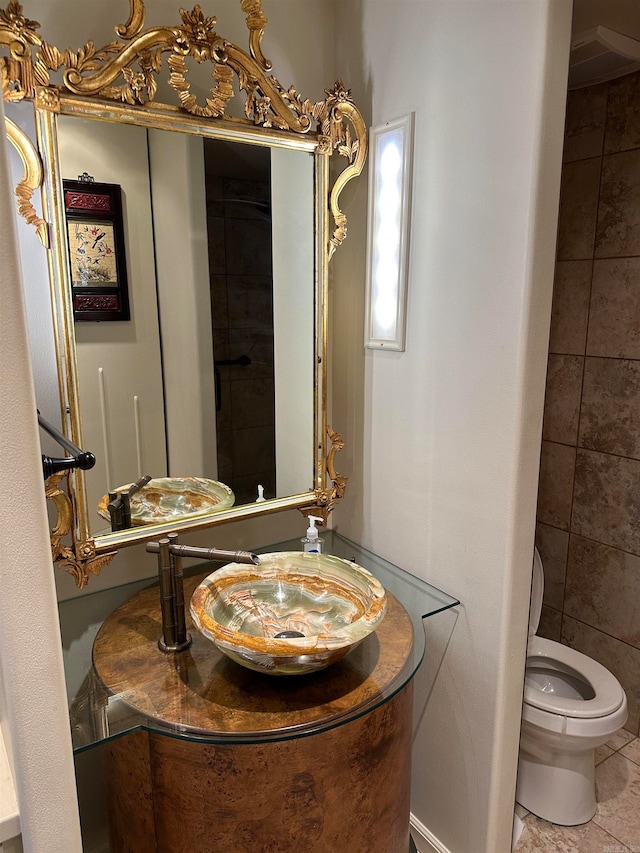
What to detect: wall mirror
<box><xmin>1</xmin><ymin>0</ymin><xmax>366</xmax><ymax>586</ymax></box>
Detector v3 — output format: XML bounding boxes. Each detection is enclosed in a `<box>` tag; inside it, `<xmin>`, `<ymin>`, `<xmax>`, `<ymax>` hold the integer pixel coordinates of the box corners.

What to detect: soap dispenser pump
<box><xmin>301</xmin><ymin>515</ymin><xmax>324</xmax><ymax>554</ymax></box>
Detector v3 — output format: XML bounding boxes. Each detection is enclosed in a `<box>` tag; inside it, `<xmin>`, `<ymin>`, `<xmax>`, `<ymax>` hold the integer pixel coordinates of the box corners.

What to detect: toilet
<box><xmin>515</xmin><ymin>547</ymin><xmax>628</xmax><ymax>826</ymax></box>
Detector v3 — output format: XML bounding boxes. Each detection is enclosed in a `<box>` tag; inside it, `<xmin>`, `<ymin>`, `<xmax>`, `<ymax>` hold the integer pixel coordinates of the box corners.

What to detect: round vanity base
<box><xmin>105</xmin><ymin>684</ymin><xmax>412</xmax><ymax>853</ymax></box>
<box><xmin>92</xmin><ymin>570</ymin><xmax>417</xmax><ymax>852</ymax></box>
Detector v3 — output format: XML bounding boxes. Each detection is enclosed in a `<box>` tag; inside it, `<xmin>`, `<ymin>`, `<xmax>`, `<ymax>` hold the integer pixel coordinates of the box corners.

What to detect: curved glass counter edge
<box><xmin>71</xmin><ymin>655</ymin><xmax>420</xmax><ymax>755</ymax></box>
<box><xmin>68</xmin><ymin>530</ymin><xmax>460</xmax><ymax>753</ymax></box>
<box><xmin>282</xmin><ymin>531</ymin><xmax>461</xmax><ymax>622</ymax></box>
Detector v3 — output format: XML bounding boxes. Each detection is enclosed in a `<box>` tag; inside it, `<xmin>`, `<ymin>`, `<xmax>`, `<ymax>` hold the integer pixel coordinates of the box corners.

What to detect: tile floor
<box><xmin>514</xmin><ymin>730</ymin><xmax>640</xmax><ymax>852</ymax></box>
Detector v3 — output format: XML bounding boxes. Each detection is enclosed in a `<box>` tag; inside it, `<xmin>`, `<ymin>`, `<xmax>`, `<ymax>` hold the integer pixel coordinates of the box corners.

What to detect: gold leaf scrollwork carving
<box><xmin>4</xmin><ymin>114</ymin><xmax>48</xmax><ymax>245</ymax></box>
<box><xmin>318</xmin><ymin>80</ymin><xmax>367</xmax><ymax>258</ymax></box>
<box><xmin>46</xmin><ymin>472</ymin><xmax>115</xmax><ymax>589</ymax></box>
<box><xmin>0</xmin><ymin>1</ymin><xmax>41</xmax><ymax>98</ymax></box>
<box><xmin>34</xmin><ymin>82</ymin><xmax>58</xmax><ymax>110</ymax></box>
<box><xmin>115</xmin><ymin>0</ymin><xmax>146</xmax><ymax>41</ymax></box>
<box><xmin>300</xmin><ymin>426</ymin><xmax>348</xmax><ymax>526</ymax></box>
<box><xmin>240</xmin><ymin>0</ymin><xmax>270</xmax><ymax>71</ymax></box>
<box><xmin>0</xmin><ymin>1</ymin><xmax>40</xmax><ymax>56</ymax></box>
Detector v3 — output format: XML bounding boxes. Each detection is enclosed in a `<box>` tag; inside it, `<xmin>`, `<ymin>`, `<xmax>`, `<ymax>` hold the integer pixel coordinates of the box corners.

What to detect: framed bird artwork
<box><xmin>63</xmin><ymin>175</ymin><xmax>130</xmax><ymax>322</ymax></box>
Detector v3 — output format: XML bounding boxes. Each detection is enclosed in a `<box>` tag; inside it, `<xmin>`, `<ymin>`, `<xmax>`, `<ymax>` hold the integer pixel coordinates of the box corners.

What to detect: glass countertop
<box><xmin>69</xmin><ymin>531</ymin><xmax>459</xmax><ymax>753</ymax></box>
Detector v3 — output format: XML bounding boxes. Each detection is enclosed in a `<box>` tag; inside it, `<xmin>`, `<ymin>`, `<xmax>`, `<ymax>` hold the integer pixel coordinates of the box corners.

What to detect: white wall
<box><xmin>0</xmin><ymin>100</ymin><xmax>82</xmax><ymax>852</ymax></box>
<box><xmin>272</xmin><ymin>147</ymin><xmax>315</xmax><ymax>496</ymax></box>
<box><xmin>332</xmin><ymin>2</ymin><xmax>572</xmax><ymax>851</ymax></box>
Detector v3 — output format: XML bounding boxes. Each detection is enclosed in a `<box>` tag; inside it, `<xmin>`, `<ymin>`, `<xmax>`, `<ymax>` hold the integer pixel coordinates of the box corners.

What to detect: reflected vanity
<box><xmin>2</xmin><ymin>0</ymin><xmax>365</xmax><ymax>587</ymax></box>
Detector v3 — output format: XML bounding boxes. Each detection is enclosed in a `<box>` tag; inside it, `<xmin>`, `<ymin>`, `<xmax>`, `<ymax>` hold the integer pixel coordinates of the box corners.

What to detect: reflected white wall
<box><xmin>57</xmin><ymin>116</ymin><xmax>168</xmax><ymax>518</ymax></box>
<box><xmin>148</xmin><ymin>129</ymin><xmax>218</xmax><ymax>478</ymax></box>
<box><xmin>272</xmin><ymin>147</ymin><xmax>315</xmax><ymax>497</ymax></box>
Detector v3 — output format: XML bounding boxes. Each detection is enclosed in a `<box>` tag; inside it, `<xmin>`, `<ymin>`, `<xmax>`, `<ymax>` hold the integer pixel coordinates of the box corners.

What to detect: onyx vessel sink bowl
<box><xmin>190</xmin><ymin>551</ymin><xmax>387</xmax><ymax>675</ymax></box>
<box><xmin>98</xmin><ymin>476</ymin><xmax>234</xmax><ymax>525</ymax></box>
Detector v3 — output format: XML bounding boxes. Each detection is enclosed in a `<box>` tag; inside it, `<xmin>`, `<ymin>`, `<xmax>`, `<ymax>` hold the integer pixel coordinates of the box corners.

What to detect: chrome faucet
<box><xmin>146</xmin><ymin>533</ymin><xmax>260</xmax><ymax>653</ymax></box>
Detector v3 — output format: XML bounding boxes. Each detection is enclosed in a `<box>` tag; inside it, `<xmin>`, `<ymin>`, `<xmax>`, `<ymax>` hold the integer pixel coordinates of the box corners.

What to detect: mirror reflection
<box><xmin>56</xmin><ymin>114</ymin><xmax>315</xmax><ymax>536</ymax></box>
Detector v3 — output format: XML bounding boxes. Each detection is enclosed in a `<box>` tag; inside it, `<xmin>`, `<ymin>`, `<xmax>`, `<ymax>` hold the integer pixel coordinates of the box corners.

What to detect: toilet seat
<box><xmin>525</xmin><ymin>636</ymin><xmax>625</xmax><ymax>719</ymax></box>
<box><xmin>526</xmin><ymin>549</ymin><xmax>625</xmax><ymax>719</ymax></box>
<box><xmin>518</xmin><ymin>548</ymin><xmax>628</xmax><ymax>826</ymax></box>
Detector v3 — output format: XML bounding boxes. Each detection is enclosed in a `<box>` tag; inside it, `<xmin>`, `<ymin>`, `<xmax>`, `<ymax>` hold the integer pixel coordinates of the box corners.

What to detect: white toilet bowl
<box><xmin>515</xmin><ymin>548</ymin><xmax>627</xmax><ymax>826</ymax></box>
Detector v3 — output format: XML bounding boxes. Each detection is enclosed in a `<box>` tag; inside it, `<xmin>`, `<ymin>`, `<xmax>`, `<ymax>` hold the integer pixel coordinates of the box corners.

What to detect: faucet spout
<box><xmin>145</xmin><ymin>541</ymin><xmax>260</xmax><ymax>566</ymax></box>
<box><xmin>145</xmin><ymin>534</ymin><xmax>260</xmax><ymax>654</ymax></box>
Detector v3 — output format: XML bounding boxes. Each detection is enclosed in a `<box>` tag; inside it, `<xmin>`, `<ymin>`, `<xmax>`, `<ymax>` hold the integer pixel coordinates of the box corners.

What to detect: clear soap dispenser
<box><xmin>301</xmin><ymin>515</ymin><xmax>324</xmax><ymax>553</ymax></box>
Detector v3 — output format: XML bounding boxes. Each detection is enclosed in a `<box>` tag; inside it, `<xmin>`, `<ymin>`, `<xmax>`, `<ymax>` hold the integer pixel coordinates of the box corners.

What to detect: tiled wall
<box><xmin>205</xmin><ymin>165</ymin><xmax>277</xmax><ymax>506</ymax></box>
<box><xmin>536</xmin><ymin>70</ymin><xmax>640</xmax><ymax>734</ymax></box>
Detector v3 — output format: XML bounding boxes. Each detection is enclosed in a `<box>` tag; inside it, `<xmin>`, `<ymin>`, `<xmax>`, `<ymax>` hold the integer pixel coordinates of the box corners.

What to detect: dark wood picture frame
<box><xmin>63</xmin><ymin>178</ymin><xmax>130</xmax><ymax>322</ymax></box>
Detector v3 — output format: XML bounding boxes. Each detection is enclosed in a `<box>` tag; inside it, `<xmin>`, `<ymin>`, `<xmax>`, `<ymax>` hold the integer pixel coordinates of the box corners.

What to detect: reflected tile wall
<box><xmin>535</xmin><ymin>71</ymin><xmax>640</xmax><ymax>735</ymax></box>
<box><xmin>205</xmin><ymin>166</ymin><xmax>276</xmax><ymax>501</ymax></box>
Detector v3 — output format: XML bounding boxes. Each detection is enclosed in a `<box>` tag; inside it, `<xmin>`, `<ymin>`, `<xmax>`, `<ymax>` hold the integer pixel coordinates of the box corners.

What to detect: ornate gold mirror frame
<box><xmin>1</xmin><ymin>0</ymin><xmax>366</xmax><ymax>587</ymax></box>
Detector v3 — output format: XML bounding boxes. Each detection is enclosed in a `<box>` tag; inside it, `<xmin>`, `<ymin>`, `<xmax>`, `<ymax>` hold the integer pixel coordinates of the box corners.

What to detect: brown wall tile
<box><xmin>231</xmin><ymin>378</ymin><xmax>275</xmax><ymax>428</ymax></box>
<box><xmin>542</xmin><ymin>354</ymin><xmax>583</xmax><ymax>445</ymax></box>
<box><xmin>206</xmin><ymin>216</ymin><xmax>226</xmax><ymax>274</ymax></box>
<box><xmin>231</xmin><ymin>471</ymin><xmax>276</xmax><ymax>505</ymax></box>
<box><xmin>535</xmin><ymin>522</ymin><xmax>569</xmax><ymax>611</ymax></box>
<box><xmin>228</xmin><ymin>329</ymin><xmax>274</xmax><ymax>381</ymax></box>
<box><xmin>564</xmin><ymin>83</ymin><xmax>607</xmax><ymax>163</ymax></box>
<box><xmin>572</xmin><ymin>449</ymin><xmax>640</xmax><ymax>555</ymax></box>
<box><xmin>227</xmin><ymin>275</ymin><xmax>273</xmax><ymax>331</ymax></box>
<box><xmin>225</xmin><ymin>218</ymin><xmax>272</xmax><ymax>275</ymax></box>
<box><xmin>562</xmin><ymin>615</ymin><xmax>640</xmax><ymax>734</ymax></box>
<box><xmin>604</xmin><ymin>70</ymin><xmax>640</xmax><ymax>155</ymax></box>
<box><xmin>216</xmin><ymin>378</ymin><xmax>232</xmax><ymax>433</ymax></box>
<box><xmin>231</xmin><ymin>424</ymin><xmax>276</xmax><ymax>478</ymax></box>
<box><xmin>580</xmin><ymin>357</ymin><xmax>640</xmax><ymax>459</ymax></box>
<box><xmin>535</xmin><ymin>75</ymin><xmax>640</xmax><ymax>722</ymax></box>
<box><xmin>556</xmin><ymin>157</ymin><xmax>601</xmax><ymax>260</ymax></box>
<box><xmin>537</xmin><ymin>605</ymin><xmax>562</xmax><ymax>642</ymax></box>
<box><xmin>586</xmin><ymin>258</ymin><xmax>640</xmax><ymax>358</ymax></box>
<box><xmin>549</xmin><ymin>260</ymin><xmax>592</xmax><ymax>355</ymax></box>
<box><xmin>595</xmin><ymin>149</ymin><xmax>640</xmax><ymax>257</ymax></box>
<box><xmin>537</xmin><ymin>441</ymin><xmax>576</xmax><ymax>531</ymax></box>
<box><xmin>565</xmin><ymin>535</ymin><xmax>640</xmax><ymax>647</ymax></box>
<box><xmin>210</xmin><ymin>273</ymin><xmax>229</xmax><ymax>329</ymax></box>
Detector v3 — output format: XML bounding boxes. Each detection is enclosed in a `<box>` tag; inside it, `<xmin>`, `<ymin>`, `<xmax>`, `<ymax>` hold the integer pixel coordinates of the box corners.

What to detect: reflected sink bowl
<box><xmin>190</xmin><ymin>552</ymin><xmax>387</xmax><ymax>675</ymax></box>
<box><xmin>98</xmin><ymin>477</ymin><xmax>234</xmax><ymax>525</ymax></box>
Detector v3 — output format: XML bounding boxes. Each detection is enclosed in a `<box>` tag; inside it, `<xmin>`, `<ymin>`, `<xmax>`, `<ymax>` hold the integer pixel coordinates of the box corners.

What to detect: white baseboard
<box><xmin>410</xmin><ymin>814</ymin><xmax>453</xmax><ymax>853</ymax></box>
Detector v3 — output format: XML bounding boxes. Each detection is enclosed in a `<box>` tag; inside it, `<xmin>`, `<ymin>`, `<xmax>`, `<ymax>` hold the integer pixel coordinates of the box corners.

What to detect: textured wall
<box><xmin>0</xmin><ymin>101</ymin><xmax>83</xmax><ymax>851</ymax></box>
<box><xmin>536</xmin><ymin>70</ymin><xmax>640</xmax><ymax>735</ymax></box>
<box><xmin>332</xmin><ymin>2</ymin><xmax>572</xmax><ymax>851</ymax></box>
